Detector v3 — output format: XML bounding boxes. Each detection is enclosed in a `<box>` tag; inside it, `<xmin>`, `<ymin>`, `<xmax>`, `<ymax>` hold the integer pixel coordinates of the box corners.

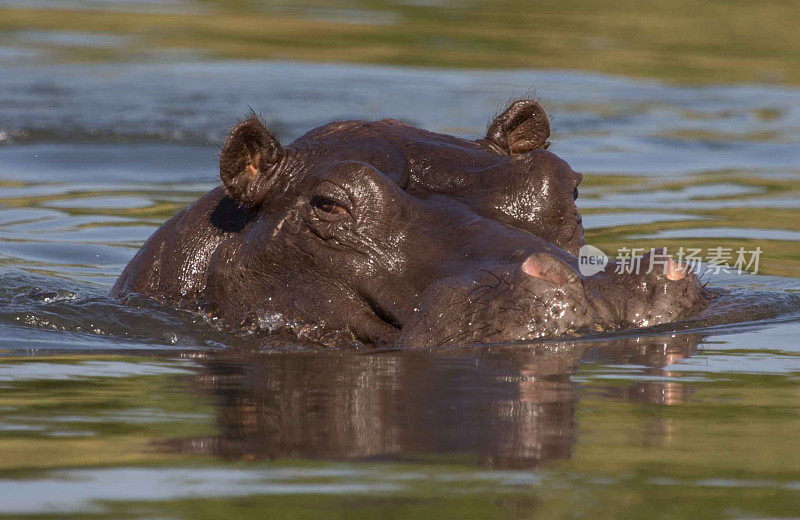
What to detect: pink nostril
<box><xmin>521</xmin><ymin>256</ymin><xmax>545</xmax><ymax>279</ymax></box>
<box><xmin>666</xmin><ymin>257</ymin><xmax>688</xmax><ymax>281</ymax></box>
<box><xmin>521</xmin><ymin>253</ymin><xmax>579</xmax><ymax>284</ymax></box>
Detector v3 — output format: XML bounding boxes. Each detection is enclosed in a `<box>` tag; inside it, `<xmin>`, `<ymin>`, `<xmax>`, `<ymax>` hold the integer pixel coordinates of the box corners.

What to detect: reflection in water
<box><xmin>171</xmin><ymin>334</ymin><xmax>702</xmax><ymax>468</ymax></box>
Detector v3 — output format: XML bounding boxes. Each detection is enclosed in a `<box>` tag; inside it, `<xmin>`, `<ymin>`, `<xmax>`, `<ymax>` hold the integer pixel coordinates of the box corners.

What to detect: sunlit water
<box><xmin>1</xmin><ymin>60</ymin><xmax>800</xmax><ymax>519</ymax></box>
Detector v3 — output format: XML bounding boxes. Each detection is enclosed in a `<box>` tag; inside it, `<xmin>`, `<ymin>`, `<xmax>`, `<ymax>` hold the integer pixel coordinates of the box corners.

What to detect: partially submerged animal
<box><xmin>113</xmin><ymin>99</ymin><xmax>706</xmax><ymax>347</ymax></box>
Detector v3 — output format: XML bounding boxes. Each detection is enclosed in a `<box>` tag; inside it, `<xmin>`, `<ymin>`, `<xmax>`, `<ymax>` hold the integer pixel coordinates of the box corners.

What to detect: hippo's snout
<box><xmin>591</xmin><ymin>248</ymin><xmax>705</xmax><ymax>331</ymax></box>
<box><xmin>400</xmin><ymin>249</ymin><xmax>706</xmax><ymax>348</ymax></box>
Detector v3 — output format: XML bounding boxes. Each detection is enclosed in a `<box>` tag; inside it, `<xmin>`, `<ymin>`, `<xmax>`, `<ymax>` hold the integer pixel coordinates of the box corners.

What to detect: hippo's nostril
<box><xmin>521</xmin><ymin>256</ymin><xmax>546</xmax><ymax>279</ymax></box>
<box><xmin>665</xmin><ymin>257</ymin><xmax>689</xmax><ymax>281</ymax></box>
<box><xmin>521</xmin><ymin>253</ymin><xmax>580</xmax><ymax>284</ymax></box>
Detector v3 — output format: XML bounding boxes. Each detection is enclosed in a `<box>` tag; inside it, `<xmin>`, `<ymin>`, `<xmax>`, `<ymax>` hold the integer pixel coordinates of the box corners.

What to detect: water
<box><xmin>1</xmin><ymin>60</ymin><xmax>800</xmax><ymax>518</ymax></box>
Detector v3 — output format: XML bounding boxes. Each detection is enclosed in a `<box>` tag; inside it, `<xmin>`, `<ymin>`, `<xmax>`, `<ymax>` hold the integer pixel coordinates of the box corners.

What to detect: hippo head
<box><xmin>205</xmin><ymin>100</ymin><xmax>705</xmax><ymax>347</ymax></box>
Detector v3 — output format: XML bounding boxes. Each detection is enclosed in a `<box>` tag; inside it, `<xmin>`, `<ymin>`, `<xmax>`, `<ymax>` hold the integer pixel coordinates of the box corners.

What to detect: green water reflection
<box><xmin>1</xmin><ymin>0</ymin><xmax>799</xmax><ymax>85</ymax></box>
<box><xmin>2</xmin><ymin>335</ymin><xmax>800</xmax><ymax>518</ymax></box>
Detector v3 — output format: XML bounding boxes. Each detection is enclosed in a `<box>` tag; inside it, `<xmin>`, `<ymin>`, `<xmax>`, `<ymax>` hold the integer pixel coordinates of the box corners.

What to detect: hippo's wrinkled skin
<box><xmin>113</xmin><ymin>100</ymin><xmax>706</xmax><ymax>347</ymax></box>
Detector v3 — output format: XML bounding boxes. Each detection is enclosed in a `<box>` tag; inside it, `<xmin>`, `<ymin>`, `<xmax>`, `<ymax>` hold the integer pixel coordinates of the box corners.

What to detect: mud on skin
<box><xmin>112</xmin><ymin>99</ymin><xmax>707</xmax><ymax>348</ymax></box>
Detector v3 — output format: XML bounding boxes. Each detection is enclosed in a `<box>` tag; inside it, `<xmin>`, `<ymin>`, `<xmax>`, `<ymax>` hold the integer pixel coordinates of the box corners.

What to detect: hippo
<box><xmin>112</xmin><ymin>99</ymin><xmax>707</xmax><ymax>348</ymax></box>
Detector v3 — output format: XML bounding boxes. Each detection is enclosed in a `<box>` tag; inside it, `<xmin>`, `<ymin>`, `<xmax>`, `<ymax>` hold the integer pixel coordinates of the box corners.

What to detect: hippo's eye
<box><xmin>573</xmin><ymin>187</ymin><xmax>579</xmax><ymax>201</ymax></box>
<box><xmin>310</xmin><ymin>196</ymin><xmax>348</xmax><ymax>217</ymax></box>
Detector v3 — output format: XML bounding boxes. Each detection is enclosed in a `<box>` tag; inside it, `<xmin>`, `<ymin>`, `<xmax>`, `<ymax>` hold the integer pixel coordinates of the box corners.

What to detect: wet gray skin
<box><xmin>112</xmin><ymin>100</ymin><xmax>707</xmax><ymax>348</ymax></box>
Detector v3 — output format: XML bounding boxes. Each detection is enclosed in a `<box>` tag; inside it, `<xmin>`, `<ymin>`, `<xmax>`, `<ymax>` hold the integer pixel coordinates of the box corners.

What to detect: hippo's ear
<box><xmin>219</xmin><ymin>117</ymin><xmax>283</xmax><ymax>205</ymax></box>
<box><xmin>485</xmin><ymin>100</ymin><xmax>551</xmax><ymax>154</ymax></box>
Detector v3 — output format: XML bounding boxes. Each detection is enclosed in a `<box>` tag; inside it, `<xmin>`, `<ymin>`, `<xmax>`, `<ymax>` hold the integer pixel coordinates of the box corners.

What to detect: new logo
<box><xmin>578</xmin><ymin>244</ymin><xmax>608</xmax><ymax>276</ymax></box>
